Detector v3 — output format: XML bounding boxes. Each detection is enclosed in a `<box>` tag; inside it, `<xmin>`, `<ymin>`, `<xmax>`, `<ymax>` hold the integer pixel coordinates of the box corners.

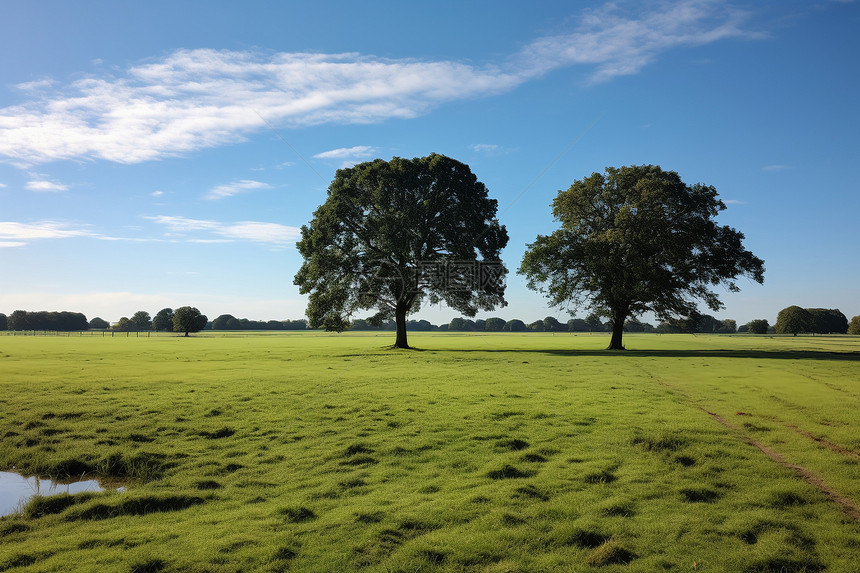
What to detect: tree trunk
<box><xmin>393</xmin><ymin>307</ymin><xmax>409</xmax><ymax>349</ymax></box>
<box><xmin>607</xmin><ymin>312</ymin><xmax>626</xmax><ymax>350</ymax></box>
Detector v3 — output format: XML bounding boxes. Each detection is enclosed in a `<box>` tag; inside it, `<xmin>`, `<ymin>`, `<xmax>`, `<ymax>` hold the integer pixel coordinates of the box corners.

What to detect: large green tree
<box><xmin>774</xmin><ymin>305</ymin><xmax>813</xmax><ymax>336</ymax></box>
<box><xmin>88</xmin><ymin>317</ymin><xmax>109</xmax><ymax>330</ymax></box>
<box><xmin>294</xmin><ymin>154</ymin><xmax>508</xmax><ymax>349</ymax></box>
<box><xmin>848</xmin><ymin>315</ymin><xmax>860</xmax><ymax>335</ymax></box>
<box><xmin>807</xmin><ymin>308</ymin><xmax>848</xmax><ymax>334</ymax></box>
<box><xmin>519</xmin><ymin>165</ymin><xmax>765</xmax><ymax>349</ymax></box>
<box><xmin>129</xmin><ymin>310</ymin><xmax>152</xmax><ymax>331</ymax></box>
<box><xmin>172</xmin><ymin>306</ymin><xmax>208</xmax><ymax>337</ymax></box>
<box><xmin>152</xmin><ymin>308</ymin><xmax>174</xmax><ymax>332</ymax></box>
<box><xmin>746</xmin><ymin>319</ymin><xmax>769</xmax><ymax>334</ymax></box>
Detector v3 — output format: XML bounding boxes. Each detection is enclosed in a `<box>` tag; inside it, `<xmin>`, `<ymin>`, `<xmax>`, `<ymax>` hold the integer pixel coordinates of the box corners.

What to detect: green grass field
<box><xmin>0</xmin><ymin>332</ymin><xmax>858</xmax><ymax>572</ymax></box>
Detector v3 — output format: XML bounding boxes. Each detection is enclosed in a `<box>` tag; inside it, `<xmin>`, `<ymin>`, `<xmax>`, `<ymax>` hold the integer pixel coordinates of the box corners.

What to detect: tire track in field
<box><xmin>782</xmin><ymin>423</ymin><xmax>860</xmax><ymax>460</ymax></box>
<box><xmin>703</xmin><ymin>410</ymin><xmax>860</xmax><ymax>521</ymax></box>
<box><xmin>638</xmin><ymin>365</ymin><xmax>860</xmax><ymax>522</ymax></box>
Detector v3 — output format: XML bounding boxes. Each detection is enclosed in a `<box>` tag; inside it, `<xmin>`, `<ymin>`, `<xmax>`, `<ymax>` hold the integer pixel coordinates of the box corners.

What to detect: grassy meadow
<box><xmin>0</xmin><ymin>332</ymin><xmax>858</xmax><ymax>572</ymax></box>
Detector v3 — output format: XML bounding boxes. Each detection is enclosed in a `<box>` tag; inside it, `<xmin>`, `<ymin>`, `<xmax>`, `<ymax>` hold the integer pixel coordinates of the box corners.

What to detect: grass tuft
<box><xmin>631</xmin><ymin>433</ymin><xmax>687</xmax><ymax>452</ymax></box>
<box><xmin>486</xmin><ymin>465</ymin><xmax>534</xmax><ymax>479</ymax></box>
<box><xmin>743</xmin><ymin>556</ymin><xmax>824</xmax><ymax>573</ymax></box>
<box><xmin>584</xmin><ymin>469</ymin><xmax>617</xmax><ymax>484</ymax></box>
<box><xmin>584</xmin><ymin>539</ymin><xmax>636</xmax><ymax>567</ymax></box>
<box><xmin>344</xmin><ymin>444</ymin><xmax>374</xmax><ymax>456</ymax></box>
<box><xmin>21</xmin><ymin>492</ymin><xmax>98</xmax><ymax>519</ymax></box>
<box><xmin>495</xmin><ymin>438</ymin><xmax>530</xmax><ymax>451</ymax></box>
<box><xmin>513</xmin><ymin>484</ymin><xmax>550</xmax><ymax>501</ymax></box>
<box><xmin>65</xmin><ymin>495</ymin><xmax>204</xmax><ymax>521</ymax></box>
<box><xmin>0</xmin><ymin>554</ymin><xmax>37</xmax><ymax>570</ymax></box>
<box><xmin>194</xmin><ymin>480</ymin><xmax>223</xmax><ymax>490</ymax></box>
<box><xmin>769</xmin><ymin>490</ymin><xmax>808</xmax><ymax>509</ymax></box>
<box><xmin>277</xmin><ymin>506</ymin><xmax>316</xmax><ymax>523</ymax></box>
<box><xmin>272</xmin><ymin>547</ymin><xmax>297</xmax><ymax>560</ymax></box>
<box><xmin>0</xmin><ymin>523</ymin><xmax>30</xmax><ymax>537</ymax></box>
<box><xmin>129</xmin><ymin>559</ymin><xmax>166</xmax><ymax>573</ymax></box>
<box><xmin>679</xmin><ymin>488</ymin><xmax>721</xmax><ymax>503</ymax></box>
<box><xmin>418</xmin><ymin>549</ymin><xmax>447</xmax><ymax>565</ymax></box>
<box><xmin>561</xmin><ymin>528</ymin><xmax>611</xmax><ymax>549</ymax></box>
<box><xmin>355</xmin><ymin>511</ymin><xmax>384</xmax><ymax>523</ymax></box>
<box><xmin>199</xmin><ymin>427</ymin><xmax>235</xmax><ymax>439</ymax></box>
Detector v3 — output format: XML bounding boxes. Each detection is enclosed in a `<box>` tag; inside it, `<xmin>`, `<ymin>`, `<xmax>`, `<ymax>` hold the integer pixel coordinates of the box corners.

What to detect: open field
<box><xmin>0</xmin><ymin>332</ymin><xmax>858</xmax><ymax>572</ymax></box>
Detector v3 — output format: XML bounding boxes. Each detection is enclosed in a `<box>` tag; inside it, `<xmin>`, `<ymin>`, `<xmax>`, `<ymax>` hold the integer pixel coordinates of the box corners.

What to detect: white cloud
<box><xmin>0</xmin><ymin>1</ymin><xmax>755</xmax><ymax>167</ymax></box>
<box><xmin>26</xmin><ymin>180</ymin><xmax>68</xmax><ymax>192</ymax></box>
<box><xmin>148</xmin><ymin>215</ymin><xmax>300</xmax><ymax>244</ymax></box>
<box><xmin>146</xmin><ymin>216</ymin><xmax>220</xmax><ymax>234</ymax></box>
<box><xmin>723</xmin><ymin>199</ymin><xmax>747</xmax><ymax>205</ymax></box>
<box><xmin>762</xmin><ymin>164</ymin><xmax>790</xmax><ymax>171</ymax></box>
<box><xmin>469</xmin><ymin>143</ymin><xmax>503</xmax><ymax>154</ymax></box>
<box><xmin>313</xmin><ymin>146</ymin><xmax>377</xmax><ymax>160</ymax></box>
<box><xmin>15</xmin><ymin>78</ymin><xmax>55</xmax><ymax>91</ymax></box>
<box><xmin>313</xmin><ymin>145</ymin><xmax>379</xmax><ymax>167</ymax></box>
<box><xmin>516</xmin><ymin>1</ymin><xmax>757</xmax><ymax>84</ymax></box>
<box><xmin>219</xmin><ymin>222</ymin><xmax>301</xmax><ymax>243</ymax></box>
<box><xmin>0</xmin><ymin>241</ymin><xmax>27</xmax><ymax>248</ymax></box>
<box><xmin>150</xmin><ymin>190</ymin><xmax>164</xmax><ymax>197</ymax></box>
<box><xmin>0</xmin><ymin>221</ymin><xmax>95</xmax><ymax>241</ymax></box>
<box><xmin>205</xmin><ymin>179</ymin><xmax>272</xmax><ymax>200</ymax></box>
<box><xmin>0</xmin><ymin>183</ymin><xmax>7</xmax><ymax>188</ymax></box>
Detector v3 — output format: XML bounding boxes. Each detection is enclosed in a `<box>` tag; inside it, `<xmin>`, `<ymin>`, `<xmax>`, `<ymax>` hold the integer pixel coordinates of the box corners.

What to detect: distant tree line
<box><xmin>110</xmin><ymin>307</ymin><xmax>209</xmax><ymax>336</ymax></box>
<box><xmin>774</xmin><ymin>306</ymin><xmax>850</xmax><ymax>336</ymax></box>
<box><xmin>2</xmin><ymin>307</ymin><xmax>858</xmax><ymax>337</ymax></box>
<box><xmin>1</xmin><ymin>310</ymin><xmax>88</xmax><ymax>331</ymax></box>
<box><xmin>211</xmin><ymin>314</ymin><xmax>307</xmax><ymax>331</ymax></box>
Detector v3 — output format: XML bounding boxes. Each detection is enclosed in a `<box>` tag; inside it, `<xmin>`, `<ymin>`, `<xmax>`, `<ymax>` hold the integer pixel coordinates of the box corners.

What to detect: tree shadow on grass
<box><xmin>428</xmin><ymin>348</ymin><xmax>860</xmax><ymax>362</ymax></box>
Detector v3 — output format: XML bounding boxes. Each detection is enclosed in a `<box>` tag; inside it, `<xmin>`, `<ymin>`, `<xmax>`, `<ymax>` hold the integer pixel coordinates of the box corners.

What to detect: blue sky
<box><xmin>1</xmin><ymin>0</ymin><xmax>857</xmax><ymax>326</ymax></box>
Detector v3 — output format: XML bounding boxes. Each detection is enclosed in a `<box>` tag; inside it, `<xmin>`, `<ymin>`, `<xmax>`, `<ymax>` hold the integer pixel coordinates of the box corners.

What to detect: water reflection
<box><xmin>0</xmin><ymin>471</ymin><xmax>124</xmax><ymax>517</ymax></box>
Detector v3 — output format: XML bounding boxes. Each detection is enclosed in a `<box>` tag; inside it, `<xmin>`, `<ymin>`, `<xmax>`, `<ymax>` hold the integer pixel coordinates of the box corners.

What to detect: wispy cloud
<box><xmin>205</xmin><ymin>179</ymin><xmax>272</xmax><ymax>200</ymax></box>
<box><xmin>148</xmin><ymin>215</ymin><xmax>300</xmax><ymax>245</ymax></box>
<box><xmin>0</xmin><ymin>221</ymin><xmax>96</xmax><ymax>246</ymax></box>
<box><xmin>15</xmin><ymin>79</ymin><xmax>55</xmax><ymax>91</ymax></box>
<box><xmin>313</xmin><ymin>145</ymin><xmax>379</xmax><ymax>167</ymax></box>
<box><xmin>313</xmin><ymin>146</ymin><xmax>377</xmax><ymax>160</ymax></box>
<box><xmin>516</xmin><ymin>1</ymin><xmax>758</xmax><ymax>84</ymax></box>
<box><xmin>0</xmin><ymin>1</ymin><xmax>756</xmax><ymax>167</ymax></box>
<box><xmin>723</xmin><ymin>199</ymin><xmax>747</xmax><ymax>205</ymax></box>
<box><xmin>218</xmin><ymin>222</ymin><xmax>301</xmax><ymax>243</ymax></box>
<box><xmin>26</xmin><ymin>180</ymin><xmax>68</xmax><ymax>192</ymax></box>
<box><xmin>150</xmin><ymin>190</ymin><xmax>164</xmax><ymax>197</ymax></box>
<box><xmin>762</xmin><ymin>164</ymin><xmax>790</xmax><ymax>171</ymax></box>
<box><xmin>469</xmin><ymin>144</ymin><xmax>500</xmax><ymax>153</ymax></box>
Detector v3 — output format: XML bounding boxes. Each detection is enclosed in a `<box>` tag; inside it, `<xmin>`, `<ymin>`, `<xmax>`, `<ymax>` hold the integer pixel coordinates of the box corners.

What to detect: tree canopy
<box><xmin>294</xmin><ymin>153</ymin><xmax>509</xmax><ymax>349</ymax></box>
<box><xmin>775</xmin><ymin>305</ymin><xmax>813</xmax><ymax>336</ymax></box>
<box><xmin>746</xmin><ymin>319</ymin><xmax>769</xmax><ymax>334</ymax></box>
<box><xmin>173</xmin><ymin>306</ymin><xmax>208</xmax><ymax>337</ymax></box>
<box><xmin>88</xmin><ymin>317</ymin><xmax>109</xmax><ymax>330</ymax></box>
<box><xmin>848</xmin><ymin>315</ymin><xmax>860</xmax><ymax>335</ymax></box>
<box><xmin>6</xmin><ymin>310</ymin><xmax>88</xmax><ymax>331</ymax></box>
<box><xmin>129</xmin><ymin>310</ymin><xmax>152</xmax><ymax>331</ymax></box>
<box><xmin>519</xmin><ymin>165</ymin><xmax>765</xmax><ymax>349</ymax></box>
<box><xmin>503</xmin><ymin>319</ymin><xmax>526</xmax><ymax>332</ymax></box>
<box><xmin>152</xmin><ymin>308</ymin><xmax>174</xmax><ymax>332</ymax></box>
<box><xmin>807</xmin><ymin>308</ymin><xmax>848</xmax><ymax>334</ymax></box>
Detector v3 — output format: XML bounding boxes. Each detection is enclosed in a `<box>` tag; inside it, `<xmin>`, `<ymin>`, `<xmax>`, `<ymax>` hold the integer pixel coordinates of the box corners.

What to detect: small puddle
<box><xmin>0</xmin><ymin>471</ymin><xmax>125</xmax><ymax>517</ymax></box>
